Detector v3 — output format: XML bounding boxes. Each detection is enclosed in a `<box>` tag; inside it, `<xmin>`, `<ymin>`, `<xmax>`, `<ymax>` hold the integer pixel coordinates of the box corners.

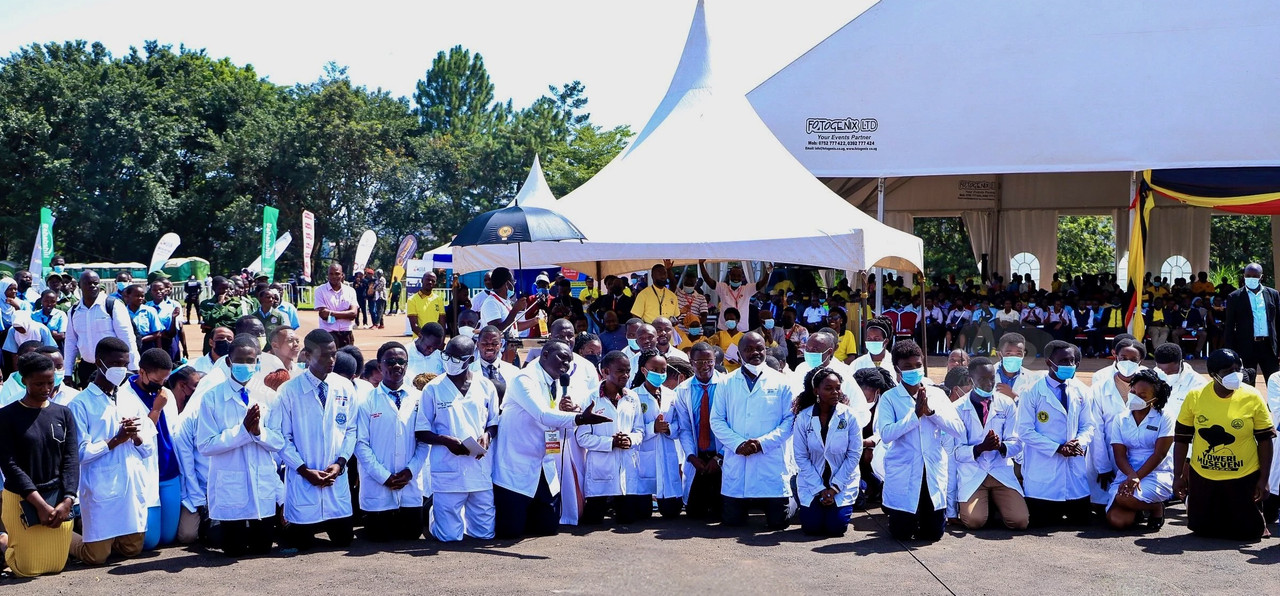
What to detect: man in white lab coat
<box><xmin>68</xmin><ymin>337</ymin><xmax>155</xmax><ymax>564</ymax></box>
<box><xmin>874</xmin><ymin>339</ymin><xmax>965</xmax><ymax>541</ymax></box>
<box><xmin>471</xmin><ymin>326</ymin><xmax>520</xmax><ymax>399</ymax></box>
<box><xmin>993</xmin><ymin>332</ymin><xmax>1043</xmax><ymax>403</ymax></box>
<box><xmin>709</xmin><ymin>332</ymin><xmax>796</xmax><ymax>530</ymax></box>
<box><xmin>945</xmin><ymin>357</ymin><xmax>1029</xmax><ymax>530</ymax></box>
<box><xmin>418</xmin><ymin>335</ymin><xmax>500</xmax><ymax>541</ymax></box>
<box><xmin>196</xmin><ymin>334</ymin><xmax>286</xmax><ymax>556</ymax></box>
<box><xmin>407</xmin><ymin>322</ymin><xmax>445</xmax><ymax>381</ymax></box>
<box><xmin>491</xmin><ymin>340</ymin><xmax>611</xmax><ymax>540</ymax></box>
<box><xmin>673</xmin><ymin>342</ymin><xmax>725</xmax><ymax>520</ymax></box>
<box><xmin>356</xmin><ymin>341</ymin><xmax>431</xmax><ymax>541</ymax></box>
<box><xmin>1015</xmin><ymin>340</ymin><xmax>1096</xmax><ymax>527</ymax></box>
<box><xmin>546</xmin><ymin>317</ymin><xmax>597</xmax><ymax>526</ymax></box>
<box><xmin>271</xmin><ymin>329</ymin><xmax>358</xmax><ymax>550</ymax></box>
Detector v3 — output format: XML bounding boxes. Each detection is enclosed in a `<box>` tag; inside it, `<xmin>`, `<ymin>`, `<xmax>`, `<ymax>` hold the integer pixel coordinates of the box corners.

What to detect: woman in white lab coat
<box><xmin>792</xmin><ymin>367</ymin><xmax>862</xmax><ymax>536</ymax></box>
<box><xmin>575</xmin><ymin>351</ymin><xmax>647</xmax><ymax>524</ymax></box>
<box><xmin>196</xmin><ymin>335</ymin><xmax>286</xmax><ymax>556</ymax></box>
<box><xmin>1106</xmin><ymin>369</ymin><xmax>1175</xmax><ymax>531</ymax></box>
<box><xmin>1089</xmin><ymin>340</ymin><xmax>1146</xmax><ymax>508</ymax></box>
<box><xmin>632</xmin><ymin>350</ymin><xmax>684</xmax><ymax>518</ymax></box>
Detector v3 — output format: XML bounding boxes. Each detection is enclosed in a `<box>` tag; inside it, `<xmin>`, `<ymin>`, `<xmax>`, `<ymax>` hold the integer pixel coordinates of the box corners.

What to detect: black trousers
<box><xmin>1241</xmin><ymin>339</ymin><xmax>1280</xmax><ymax>380</ymax></box>
<box><xmin>886</xmin><ymin>477</ymin><xmax>945</xmax><ymax>541</ymax></box>
<box><xmin>285</xmin><ymin>516</ymin><xmax>354</xmax><ymax>551</ymax></box>
<box><xmin>581</xmin><ymin>495</ymin><xmax>650</xmax><ymax>525</ymax></box>
<box><xmin>365</xmin><ymin>506</ymin><xmax>425</xmax><ymax>541</ymax></box>
<box><xmin>494</xmin><ymin>475</ymin><xmax>561</xmax><ymax>539</ymax></box>
<box><xmin>685</xmin><ymin>458</ymin><xmax>723</xmax><ymax>520</ymax></box>
<box><xmin>722</xmin><ymin>496</ymin><xmax>789</xmax><ymax>530</ymax></box>
<box><xmin>1026</xmin><ymin>497</ymin><xmax>1092</xmax><ymax>528</ymax></box>
<box><xmin>220</xmin><ymin>517</ymin><xmax>275</xmax><ymax>557</ymax></box>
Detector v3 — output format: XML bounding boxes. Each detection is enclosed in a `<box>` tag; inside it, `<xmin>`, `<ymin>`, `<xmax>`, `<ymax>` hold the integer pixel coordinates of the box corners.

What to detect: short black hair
<box><xmin>94</xmin><ymin>336</ymin><xmax>131</xmax><ymax>361</ymax></box>
<box><xmin>334</xmin><ymin>351</ymin><xmax>358</xmax><ymax>378</ymax></box>
<box><xmin>600</xmin><ymin>350</ymin><xmax>630</xmax><ymax>371</ymax></box>
<box><xmin>139</xmin><ymin>348</ymin><xmax>174</xmax><ymax>372</ymax></box>
<box><xmin>16</xmin><ymin>340</ymin><xmax>43</xmax><ymax>355</ymax></box>
<box><xmin>338</xmin><ymin>345</ymin><xmax>364</xmax><ymax>372</ymax></box>
<box><xmin>689</xmin><ymin>342</ymin><xmax>715</xmax><ymax>359</ymax></box>
<box><xmin>361</xmin><ymin>360</ymin><xmax>380</xmax><ymax>380</ymax></box>
<box><xmin>967</xmin><ymin>356</ymin><xmax>995</xmax><ymax>376</ymax></box>
<box><xmin>1043</xmin><ymin>340</ymin><xmax>1077</xmax><ymax>362</ymax></box>
<box><xmin>230</xmin><ymin>333</ymin><xmax>261</xmax><ymax>356</ymax></box>
<box><xmin>17</xmin><ymin>352</ymin><xmax>54</xmax><ymax>378</ymax></box>
<box><xmin>854</xmin><ymin>367</ymin><xmax>894</xmax><ymax>392</ymax></box>
<box><xmin>304</xmin><ymin>329</ymin><xmax>335</xmax><ymax>351</ymax></box>
<box><xmin>1114</xmin><ymin>338</ymin><xmax>1147</xmax><ymax>361</ymax></box>
<box><xmin>942</xmin><ymin>366</ymin><xmax>972</xmax><ymax>393</ymax></box>
<box><xmin>421</xmin><ymin>322</ymin><xmax>445</xmax><ymax>340</ymax></box>
<box><xmin>34</xmin><ymin>345</ymin><xmax>60</xmax><ymax>357</ymax></box>
<box><xmin>1154</xmin><ymin>342</ymin><xmax>1183</xmax><ymax>365</ymax></box>
<box><xmin>890</xmin><ymin>339</ymin><xmax>923</xmax><ymax>367</ymax></box>
<box><xmin>490</xmin><ymin>267</ymin><xmax>513</xmax><ymax>288</ymax></box>
<box><xmin>574</xmin><ymin>332</ymin><xmax>600</xmax><ymax>354</ymax></box>
<box><xmin>997</xmin><ymin>332</ymin><xmax>1026</xmax><ymax>351</ymax></box>
<box><xmin>376</xmin><ymin>341</ymin><xmax>406</xmax><ymax>361</ymax></box>
<box><xmin>166</xmin><ymin>366</ymin><xmax>204</xmax><ymax>390</ymax></box>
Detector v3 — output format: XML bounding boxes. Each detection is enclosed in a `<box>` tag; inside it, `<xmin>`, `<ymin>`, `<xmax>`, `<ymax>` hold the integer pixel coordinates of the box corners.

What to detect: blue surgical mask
<box><xmin>1028</xmin><ymin>303</ymin><xmax>1036</xmax><ymax>309</ymax></box>
<box><xmin>725</xmin><ymin>320</ymin><xmax>738</xmax><ymax>330</ymax></box>
<box><xmin>627</xmin><ymin>338</ymin><xmax>640</xmax><ymax>351</ymax></box>
<box><xmin>866</xmin><ymin>340</ymin><xmax>885</xmax><ymax>355</ymax></box>
<box><xmin>646</xmin><ymin>370</ymin><xmax>667</xmax><ymax>386</ymax></box>
<box><xmin>537</xmin><ymin>287</ymin><xmax>549</xmax><ymax>295</ymax></box>
<box><xmin>803</xmin><ymin>351</ymin><xmax>824</xmax><ymax>368</ymax></box>
<box><xmin>1053</xmin><ymin>363</ymin><xmax>1077</xmax><ymax>380</ymax></box>
<box><xmin>52</xmin><ymin>265</ymin><xmax>64</xmax><ymax>274</ymax></box>
<box><xmin>506</xmin><ymin>287</ymin><xmax>515</xmax><ymax>299</ymax></box>
<box><xmin>900</xmin><ymin>367</ymin><xmax>925</xmax><ymax>386</ymax></box>
<box><xmin>1001</xmin><ymin>355</ymin><xmax>1023</xmax><ymax>374</ymax></box>
<box><xmin>231</xmin><ymin>362</ymin><xmax>258</xmax><ymax>384</ymax></box>
<box><xmin>973</xmin><ymin>386</ymin><xmax>993</xmax><ymax>398</ymax></box>
<box><xmin>728</xmin><ymin>280</ymin><xmax>743</xmax><ymax>289</ymax></box>
<box><xmin>763</xmin><ymin>319</ymin><xmax>775</xmax><ymax>330</ymax></box>
<box><xmin>1245</xmin><ymin>277</ymin><xmax>1262</xmax><ymax>290</ymax></box>
<box><xmin>687</xmin><ymin>327</ymin><xmax>702</xmax><ymax>337</ymax></box>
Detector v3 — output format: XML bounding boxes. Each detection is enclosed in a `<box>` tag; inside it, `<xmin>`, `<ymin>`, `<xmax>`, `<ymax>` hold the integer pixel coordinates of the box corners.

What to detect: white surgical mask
<box><xmin>1127</xmin><ymin>394</ymin><xmax>1150</xmax><ymax>411</ymax></box>
<box><xmin>1219</xmin><ymin>371</ymin><xmax>1243</xmax><ymax>391</ymax></box>
<box><xmin>457</xmin><ymin>326</ymin><xmax>476</xmax><ymax>339</ymax></box>
<box><xmin>741</xmin><ymin>362</ymin><xmax>761</xmax><ymax>375</ymax></box>
<box><xmin>443</xmin><ymin>355</ymin><xmax>470</xmax><ymax>376</ymax></box>
<box><xmin>1116</xmin><ymin>360</ymin><xmax>1141</xmax><ymax>377</ymax></box>
<box><xmin>101</xmin><ymin>365</ymin><xmax>129</xmax><ymax>387</ymax></box>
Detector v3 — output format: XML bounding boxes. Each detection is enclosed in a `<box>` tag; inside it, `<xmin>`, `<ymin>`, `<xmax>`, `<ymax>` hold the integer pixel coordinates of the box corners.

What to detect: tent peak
<box><xmin>510</xmin><ymin>154</ymin><xmax>557</xmax><ymax>208</ymax></box>
<box><xmin>626</xmin><ymin>0</ymin><xmax>714</xmax><ymax>153</ymax></box>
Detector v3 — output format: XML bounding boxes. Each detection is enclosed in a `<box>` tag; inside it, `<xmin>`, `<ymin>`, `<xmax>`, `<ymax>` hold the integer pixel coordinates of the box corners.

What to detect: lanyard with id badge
<box><xmin>541</xmin><ymin>380</ymin><xmax>563</xmax><ymax>496</ymax></box>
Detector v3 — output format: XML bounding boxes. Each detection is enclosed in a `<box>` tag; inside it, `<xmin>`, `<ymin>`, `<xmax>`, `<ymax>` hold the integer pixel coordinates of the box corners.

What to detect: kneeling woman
<box><xmin>793</xmin><ymin>367</ymin><xmax>863</xmax><ymax>537</ymax></box>
<box><xmin>1106</xmin><ymin>369</ymin><xmax>1174</xmax><ymax>530</ymax></box>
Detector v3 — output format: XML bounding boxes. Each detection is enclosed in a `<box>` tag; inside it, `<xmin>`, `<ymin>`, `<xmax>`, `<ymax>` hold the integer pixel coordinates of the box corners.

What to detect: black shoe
<box><xmin>1146</xmin><ymin>514</ymin><xmax>1164</xmax><ymax>531</ymax></box>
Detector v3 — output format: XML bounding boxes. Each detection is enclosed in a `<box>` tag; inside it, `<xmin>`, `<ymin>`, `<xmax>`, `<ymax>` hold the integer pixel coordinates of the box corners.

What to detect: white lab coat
<box><xmin>356</xmin><ymin>382</ymin><xmax>432</xmax><ymax>511</ymax></box>
<box><xmin>190</xmin><ymin>353</ymin><xmax>217</xmax><ymax>375</ymax></box>
<box><xmin>793</xmin><ymin>402</ymin><xmax>863</xmax><ymax>507</ymax></box>
<box><xmin>196</xmin><ymin>379</ymin><xmax>286</xmax><ymax>521</ymax></box>
<box><xmin>635</xmin><ymin>384</ymin><xmax>684</xmax><ymax>499</ymax></box>
<box><xmin>1106</xmin><ymin>407</ymin><xmax>1176</xmax><ymax>505</ymax></box>
<box><xmin>789</xmin><ymin>360</ymin><xmax>873</xmax><ymax>430</ymax></box>
<box><xmin>672</xmin><ymin>373</ymin><xmax>724</xmax><ymax>501</ymax></box>
<box><xmin>417</xmin><ymin>375</ymin><xmax>499</xmax><ymax>494</ymax></box>
<box><xmin>407</xmin><ymin>346</ymin><xmax>445</xmax><ymax>382</ymax></box>
<box><xmin>1265</xmin><ymin>372</ymin><xmax>1280</xmax><ymax>495</ymax></box>
<box><xmin>491</xmin><ymin>365</ymin><xmax>580</xmax><ymax>497</ymax></box>
<box><xmin>874</xmin><ymin>384</ymin><xmax>965</xmax><ymax>513</ymax></box>
<box><xmin>709</xmin><ymin>367</ymin><xmax>795</xmax><ymax>499</ymax></box>
<box><xmin>1165</xmin><ymin>363</ymin><xmax>1208</xmax><ymax>422</ymax></box>
<box><xmin>559</xmin><ymin>358</ymin><xmax>595</xmax><ymax>525</ymax></box>
<box><xmin>1089</xmin><ymin>370</ymin><xmax>1143</xmax><ymax>504</ymax></box>
<box><xmin>68</xmin><ymin>384</ymin><xmax>156</xmax><ymax>542</ymax></box>
<box><xmin>1015</xmin><ymin>375</ymin><xmax>1097</xmax><ymax>501</ymax></box>
<box><xmin>119</xmin><ymin>380</ymin><xmax>180</xmax><ymax>508</ymax></box>
<box><xmin>945</xmin><ymin>393</ymin><xmax>1024</xmax><ymax>503</ymax></box>
<box><xmin>575</xmin><ymin>389</ymin><xmax>647</xmax><ymax>497</ymax></box>
<box><xmin>997</xmin><ymin>368</ymin><xmax>1045</xmax><ymax>403</ymax></box>
<box><xmin>172</xmin><ymin>408</ymin><xmax>210</xmax><ymax>514</ymax></box>
<box><xmin>849</xmin><ymin>353</ymin><xmax>894</xmax><ymax>375</ymax></box>
<box><xmin>271</xmin><ymin>371</ymin><xmax>358</xmax><ymax>524</ymax></box>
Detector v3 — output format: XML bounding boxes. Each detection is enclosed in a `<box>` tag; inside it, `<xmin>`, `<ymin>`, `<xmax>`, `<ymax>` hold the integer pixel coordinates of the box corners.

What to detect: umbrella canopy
<box><xmin>450</xmin><ymin>205</ymin><xmax>586</xmax><ymax>247</ymax></box>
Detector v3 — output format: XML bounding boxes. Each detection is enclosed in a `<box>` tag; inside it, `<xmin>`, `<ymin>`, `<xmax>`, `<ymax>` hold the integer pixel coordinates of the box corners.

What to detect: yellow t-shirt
<box><xmin>579</xmin><ymin>288</ymin><xmax>601</xmax><ymax>303</ymax></box>
<box><xmin>406</xmin><ymin>291</ymin><xmax>446</xmax><ymax>335</ymax></box>
<box><xmin>711</xmin><ymin>330</ymin><xmax>744</xmax><ymax>372</ymax></box>
<box><xmin>631</xmin><ymin>286</ymin><xmax>679</xmax><ymax>323</ymax></box>
<box><xmin>772</xmin><ymin>280</ymin><xmax>795</xmax><ymax>294</ymax></box>
<box><xmin>833</xmin><ymin>329</ymin><xmax>859</xmax><ymax>362</ymax></box>
<box><xmin>1177</xmin><ymin>383</ymin><xmax>1274</xmax><ymax>481</ymax></box>
<box><xmin>1191</xmin><ymin>281</ymin><xmax>1214</xmax><ymax>295</ymax></box>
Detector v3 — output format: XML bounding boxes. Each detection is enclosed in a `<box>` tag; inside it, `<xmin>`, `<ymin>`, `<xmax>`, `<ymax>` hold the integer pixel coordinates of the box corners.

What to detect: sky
<box><xmin>0</xmin><ymin>0</ymin><xmax>876</xmax><ymax>130</ymax></box>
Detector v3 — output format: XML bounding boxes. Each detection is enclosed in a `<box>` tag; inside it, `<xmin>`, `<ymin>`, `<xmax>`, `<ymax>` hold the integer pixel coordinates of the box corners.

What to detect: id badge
<box><xmin>544</xmin><ymin>430</ymin><xmax>562</xmax><ymax>454</ymax></box>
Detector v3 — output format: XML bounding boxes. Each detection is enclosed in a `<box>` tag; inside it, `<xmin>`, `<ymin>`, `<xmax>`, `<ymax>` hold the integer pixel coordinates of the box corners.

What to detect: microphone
<box><xmin>559</xmin><ymin>374</ymin><xmax>571</xmax><ymax>390</ymax></box>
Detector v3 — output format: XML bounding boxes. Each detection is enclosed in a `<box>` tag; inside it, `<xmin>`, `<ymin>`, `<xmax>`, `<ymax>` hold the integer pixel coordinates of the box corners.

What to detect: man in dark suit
<box><xmin>1224</xmin><ymin>263</ymin><xmax>1280</xmax><ymax>379</ymax></box>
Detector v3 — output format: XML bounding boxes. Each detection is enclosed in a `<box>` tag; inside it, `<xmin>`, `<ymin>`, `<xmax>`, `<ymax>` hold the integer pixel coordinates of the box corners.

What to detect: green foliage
<box><xmin>0</xmin><ymin>41</ymin><xmax>629</xmax><ymax>274</ymax></box>
<box><xmin>1210</xmin><ymin>215</ymin><xmax>1272</xmax><ymax>282</ymax></box>
<box><xmin>913</xmin><ymin>217</ymin><xmax>978</xmax><ymax>279</ymax></box>
<box><xmin>1056</xmin><ymin>215</ymin><xmax>1115</xmax><ymax>278</ymax></box>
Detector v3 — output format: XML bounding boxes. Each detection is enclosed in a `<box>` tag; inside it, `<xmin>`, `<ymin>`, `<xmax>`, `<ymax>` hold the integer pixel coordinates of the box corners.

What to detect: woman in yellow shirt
<box><xmin>1173</xmin><ymin>348</ymin><xmax>1275</xmax><ymax>541</ymax></box>
<box><xmin>709</xmin><ymin>307</ymin><xmax>744</xmax><ymax>372</ymax></box>
<box><xmin>827</xmin><ymin>307</ymin><xmax>859</xmax><ymax>364</ymax></box>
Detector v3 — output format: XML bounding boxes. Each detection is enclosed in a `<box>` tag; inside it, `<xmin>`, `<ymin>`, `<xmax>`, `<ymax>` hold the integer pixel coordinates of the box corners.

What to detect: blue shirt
<box><xmin>148</xmin><ymin>299</ymin><xmax>183</xmax><ymax>331</ymax></box>
<box><xmin>31</xmin><ymin>308</ymin><xmax>67</xmax><ymax>334</ymax></box>
<box><xmin>687</xmin><ymin>378</ymin><xmax>722</xmax><ymax>455</ymax></box>
<box><xmin>128</xmin><ymin>304</ymin><xmax>164</xmax><ymax>337</ymax></box>
<box><xmin>129</xmin><ymin>375</ymin><xmax>180</xmax><ymax>481</ymax></box>
<box><xmin>1248</xmin><ymin>288</ymin><xmax>1267</xmax><ymax>337</ymax></box>
<box><xmin>277</xmin><ymin>302</ymin><xmax>301</xmax><ymax>329</ymax></box>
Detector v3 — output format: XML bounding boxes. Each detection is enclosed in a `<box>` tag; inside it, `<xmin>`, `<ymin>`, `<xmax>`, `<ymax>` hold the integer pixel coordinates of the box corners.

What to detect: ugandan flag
<box><xmin>1124</xmin><ymin>183</ymin><xmax>1154</xmax><ymax>340</ymax></box>
<box><xmin>1145</xmin><ymin>168</ymin><xmax>1280</xmax><ymax>213</ymax></box>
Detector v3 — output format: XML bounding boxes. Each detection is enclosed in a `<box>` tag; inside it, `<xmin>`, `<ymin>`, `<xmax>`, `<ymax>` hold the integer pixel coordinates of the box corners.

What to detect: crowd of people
<box><xmin>0</xmin><ymin>259</ymin><xmax>1278</xmax><ymax>579</ymax></box>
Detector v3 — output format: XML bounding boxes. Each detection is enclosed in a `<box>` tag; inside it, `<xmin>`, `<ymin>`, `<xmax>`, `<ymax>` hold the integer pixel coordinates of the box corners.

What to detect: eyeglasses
<box><xmin>382</xmin><ymin>357</ymin><xmax>408</xmax><ymax>367</ymax></box>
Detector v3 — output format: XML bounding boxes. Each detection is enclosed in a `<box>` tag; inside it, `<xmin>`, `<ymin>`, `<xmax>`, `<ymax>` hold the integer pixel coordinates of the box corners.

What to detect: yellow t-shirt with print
<box><xmin>1177</xmin><ymin>383</ymin><xmax>1274</xmax><ymax>481</ymax></box>
<box><xmin>833</xmin><ymin>329</ymin><xmax>859</xmax><ymax>362</ymax></box>
<box><xmin>711</xmin><ymin>330</ymin><xmax>744</xmax><ymax>372</ymax></box>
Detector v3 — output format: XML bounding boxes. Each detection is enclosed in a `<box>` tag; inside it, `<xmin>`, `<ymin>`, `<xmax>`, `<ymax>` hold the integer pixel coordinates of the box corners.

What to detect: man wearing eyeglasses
<box><xmin>673</xmin><ymin>342</ymin><xmax>726</xmax><ymax>520</ymax></box>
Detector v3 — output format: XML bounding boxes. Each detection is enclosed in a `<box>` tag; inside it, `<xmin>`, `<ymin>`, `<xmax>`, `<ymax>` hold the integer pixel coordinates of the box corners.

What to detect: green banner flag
<box><xmin>39</xmin><ymin>207</ymin><xmax>53</xmax><ymax>273</ymax></box>
<box><xmin>261</xmin><ymin>206</ymin><xmax>279</xmax><ymax>282</ymax></box>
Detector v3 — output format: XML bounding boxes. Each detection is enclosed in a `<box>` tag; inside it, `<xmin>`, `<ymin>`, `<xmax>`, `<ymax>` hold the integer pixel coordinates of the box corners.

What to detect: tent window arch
<box><xmin>1010</xmin><ymin>252</ymin><xmax>1040</xmax><ymax>285</ymax></box>
<box><xmin>1160</xmin><ymin>255</ymin><xmax>1191</xmax><ymax>282</ymax></box>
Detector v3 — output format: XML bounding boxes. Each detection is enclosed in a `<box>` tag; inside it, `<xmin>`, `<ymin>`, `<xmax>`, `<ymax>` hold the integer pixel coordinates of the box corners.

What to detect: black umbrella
<box><xmin>450</xmin><ymin>205</ymin><xmax>586</xmax><ymax>295</ymax></box>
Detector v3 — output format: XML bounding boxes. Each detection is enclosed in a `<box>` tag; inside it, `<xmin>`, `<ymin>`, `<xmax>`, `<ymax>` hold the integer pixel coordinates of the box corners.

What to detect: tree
<box><xmin>1210</xmin><ymin>215</ymin><xmax>1272</xmax><ymax>281</ymax></box>
<box><xmin>413</xmin><ymin>46</ymin><xmax>506</xmax><ymax>136</ymax></box>
<box><xmin>913</xmin><ymin>217</ymin><xmax>978</xmax><ymax>280</ymax></box>
<box><xmin>1056</xmin><ymin>215</ymin><xmax>1115</xmax><ymax>279</ymax></box>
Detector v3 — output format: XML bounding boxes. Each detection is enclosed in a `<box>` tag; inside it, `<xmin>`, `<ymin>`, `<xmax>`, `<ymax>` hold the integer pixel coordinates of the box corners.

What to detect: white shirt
<box><xmin>1266</xmin><ymin>372</ymin><xmax>1280</xmax><ymax>494</ymax></box>
<box><xmin>491</xmin><ymin>365</ymin><xmax>580</xmax><ymax>497</ymax></box>
<box><xmin>789</xmin><ymin>359</ymin><xmax>872</xmax><ymax>431</ymax></box>
<box><xmin>196</xmin><ymin>378</ymin><xmax>286</xmax><ymax>521</ymax></box>
<box><xmin>635</xmin><ymin>384</ymin><xmax>683</xmax><ymax>499</ymax></box>
<box><xmin>794</xmin><ymin>402</ymin><xmax>863</xmax><ymax>507</ymax></box>
<box><xmin>874</xmin><ymin>384</ymin><xmax>965</xmax><ymax>513</ymax></box>
<box><xmin>0</xmin><ymin>376</ymin><xmax>75</xmax><ymax>407</ymax></box>
<box><xmin>1108</xmin><ymin>407</ymin><xmax>1175</xmax><ymax>482</ymax></box>
<box><xmin>945</xmin><ymin>392</ymin><xmax>1023</xmax><ymax>503</ymax></box>
<box><xmin>849</xmin><ymin>353</ymin><xmax>894</xmax><ymax>376</ymax></box>
<box><xmin>1165</xmin><ymin>363</ymin><xmax>1208</xmax><ymax>419</ymax></box>
<box><xmin>470</xmin><ymin>357</ymin><xmax>520</xmax><ymax>386</ymax></box>
<box><xmin>356</xmin><ymin>382</ymin><xmax>432</xmax><ymax>510</ymax></box>
<box><xmin>478</xmin><ymin>291</ymin><xmax>512</xmax><ymax>330</ymax></box>
<box><xmin>271</xmin><ymin>370</ymin><xmax>358</xmax><ymax>524</ymax></box>
<box><xmin>417</xmin><ymin>374</ymin><xmax>500</xmax><ymax>494</ymax></box>
<box><xmin>65</xmin><ymin>294</ymin><xmax>139</xmax><ymax>370</ymax></box>
<box><xmin>68</xmin><ymin>383</ymin><xmax>156</xmax><ymax>542</ymax></box>
<box><xmin>408</xmin><ymin>346</ymin><xmax>445</xmax><ymax>381</ymax></box>
<box><xmin>575</xmin><ymin>388</ymin><xmax>647</xmax><ymax>497</ymax></box>
<box><xmin>172</xmin><ymin>408</ymin><xmax>210</xmax><ymax>513</ymax></box>
<box><xmin>709</xmin><ymin>366</ymin><xmax>795</xmax><ymax>499</ymax></box>
<box><xmin>190</xmin><ymin>354</ymin><xmax>218</xmax><ymax>375</ymax></box>
<box><xmin>803</xmin><ymin>306</ymin><xmax>827</xmax><ymax>324</ymax></box>
<box><xmin>1015</xmin><ymin>375</ymin><xmax>1097</xmax><ymax>501</ymax></box>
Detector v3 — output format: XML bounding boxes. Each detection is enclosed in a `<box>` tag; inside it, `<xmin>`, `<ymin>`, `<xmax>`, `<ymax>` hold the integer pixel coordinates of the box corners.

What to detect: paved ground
<box><xmin>15</xmin><ymin>313</ymin><xmax>1264</xmax><ymax>594</ymax></box>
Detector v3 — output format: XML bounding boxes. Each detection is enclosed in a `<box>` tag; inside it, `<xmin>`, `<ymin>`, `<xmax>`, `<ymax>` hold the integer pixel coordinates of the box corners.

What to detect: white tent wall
<box><xmin>960</xmin><ymin>210</ymin><xmax>993</xmax><ymax>273</ymax></box>
<box><xmin>1146</xmin><ymin>206</ymin><xmax>1211</xmax><ymax>281</ymax></box>
<box><xmin>997</xmin><ymin>210</ymin><xmax>1058</xmax><ymax>288</ymax></box>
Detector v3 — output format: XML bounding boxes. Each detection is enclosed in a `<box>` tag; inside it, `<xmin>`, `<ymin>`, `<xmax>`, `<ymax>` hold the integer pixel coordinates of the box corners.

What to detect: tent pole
<box><xmin>921</xmin><ymin>274</ymin><xmax>930</xmax><ymax>376</ymax></box>
<box><xmin>875</xmin><ymin>177</ymin><xmax>885</xmax><ymax>316</ymax></box>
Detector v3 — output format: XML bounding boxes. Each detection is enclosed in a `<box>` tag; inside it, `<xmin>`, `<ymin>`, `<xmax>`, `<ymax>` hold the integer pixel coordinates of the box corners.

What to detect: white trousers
<box><xmin>429</xmin><ymin>490</ymin><xmax>495</xmax><ymax>542</ymax></box>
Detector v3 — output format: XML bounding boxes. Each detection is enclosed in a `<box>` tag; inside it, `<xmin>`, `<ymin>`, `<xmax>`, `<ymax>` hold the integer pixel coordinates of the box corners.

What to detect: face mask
<box><xmin>866</xmin><ymin>341</ymin><xmax>885</xmax><ymax>356</ymax></box>
<box><xmin>1001</xmin><ymin>355</ymin><xmax>1023</xmax><ymax>374</ymax></box>
<box><xmin>230</xmin><ymin>363</ymin><xmax>258</xmax><ymax>384</ymax></box>
<box><xmin>741</xmin><ymin>362</ymin><xmax>761</xmax><ymax>376</ymax></box>
<box><xmin>763</xmin><ymin>319</ymin><xmax>775</xmax><ymax>330</ymax></box>
<box><xmin>683</xmin><ymin>286</ymin><xmax>696</xmax><ymax>294</ymax></box>
<box><xmin>687</xmin><ymin>327</ymin><xmax>702</xmax><ymax>337</ymax></box>
<box><xmin>443</xmin><ymin>355</ymin><xmax>471</xmax><ymax>376</ymax></box>
<box><xmin>1052</xmin><ymin>363</ymin><xmax>1077</xmax><ymax>381</ymax></box>
<box><xmin>457</xmin><ymin>326</ymin><xmax>476</xmax><ymax>338</ymax></box>
<box><xmin>1219</xmin><ymin>371</ymin><xmax>1243</xmax><ymax>391</ymax></box>
<box><xmin>1028</xmin><ymin>303</ymin><xmax>1036</xmax><ymax>309</ymax></box>
<box><xmin>627</xmin><ymin>338</ymin><xmax>640</xmax><ymax>351</ymax></box>
<box><xmin>100</xmin><ymin>365</ymin><xmax>129</xmax><ymax>387</ymax></box>
<box><xmin>725</xmin><ymin>320</ymin><xmax>738</xmax><ymax>330</ymax></box>
<box><xmin>584</xmin><ymin>353</ymin><xmax>601</xmax><ymax>368</ymax></box>
<box><xmin>213</xmin><ymin>339</ymin><xmax>232</xmax><ymax>357</ymax></box>
<box><xmin>973</xmin><ymin>385</ymin><xmax>993</xmax><ymax>398</ymax></box>
<box><xmin>506</xmin><ymin>287</ymin><xmax>516</xmax><ymax>299</ymax></box>
<box><xmin>1245</xmin><ymin>277</ymin><xmax>1261</xmax><ymax>290</ymax></box>
<box><xmin>646</xmin><ymin>370</ymin><xmax>667</xmax><ymax>386</ymax></box>
<box><xmin>52</xmin><ymin>265</ymin><xmax>64</xmax><ymax>274</ymax></box>
<box><xmin>652</xmin><ymin>278</ymin><xmax>667</xmax><ymax>288</ymax></box>
<box><xmin>728</xmin><ymin>280</ymin><xmax>743</xmax><ymax>289</ymax></box>
<box><xmin>900</xmin><ymin>367</ymin><xmax>925</xmax><ymax>386</ymax></box>
<box><xmin>803</xmin><ymin>350</ymin><xmax>825</xmax><ymax>368</ymax></box>
<box><xmin>257</xmin><ymin>336</ymin><xmax>267</xmax><ymax>350</ymax></box>
<box><xmin>1127</xmin><ymin>394</ymin><xmax>1150</xmax><ymax>411</ymax></box>
<box><xmin>537</xmin><ymin>287</ymin><xmax>549</xmax><ymax>296</ymax></box>
<box><xmin>1115</xmin><ymin>360</ymin><xmax>1141</xmax><ymax>377</ymax></box>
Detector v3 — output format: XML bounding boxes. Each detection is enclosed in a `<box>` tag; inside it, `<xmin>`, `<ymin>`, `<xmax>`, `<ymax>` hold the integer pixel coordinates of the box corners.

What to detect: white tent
<box><xmin>748</xmin><ymin>0</ymin><xmax>1280</xmax><ymax>178</ymax></box>
<box><xmin>452</xmin><ymin>0</ymin><xmax>923</xmax><ymax>277</ymax></box>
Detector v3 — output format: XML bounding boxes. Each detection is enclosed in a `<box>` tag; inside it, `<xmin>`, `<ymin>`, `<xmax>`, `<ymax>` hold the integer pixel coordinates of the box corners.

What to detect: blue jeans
<box><xmin>144</xmin><ymin>476</ymin><xmax>182</xmax><ymax>549</ymax></box>
<box><xmin>798</xmin><ymin>498</ymin><xmax>853</xmax><ymax>536</ymax></box>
